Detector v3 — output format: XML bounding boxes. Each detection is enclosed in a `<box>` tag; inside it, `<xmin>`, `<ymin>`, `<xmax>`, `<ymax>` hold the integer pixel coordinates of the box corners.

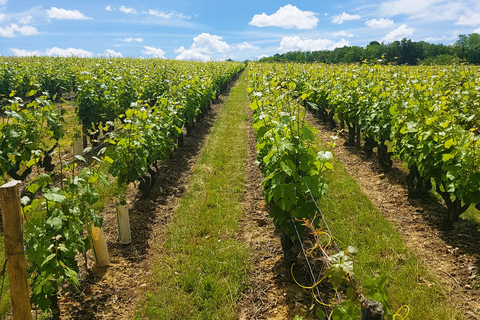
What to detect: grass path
<box><xmin>139</xmin><ymin>71</ymin><xmax>250</xmax><ymax>319</ymax></box>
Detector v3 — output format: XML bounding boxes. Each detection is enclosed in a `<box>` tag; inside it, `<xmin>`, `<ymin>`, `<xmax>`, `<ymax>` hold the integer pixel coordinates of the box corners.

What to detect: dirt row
<box><xmin>304</xmin><ymin>111</ymin><xmax>480</xmax><ymax>319</ymax></box>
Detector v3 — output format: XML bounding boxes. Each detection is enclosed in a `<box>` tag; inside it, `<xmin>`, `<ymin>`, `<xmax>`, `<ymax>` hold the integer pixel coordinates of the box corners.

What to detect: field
<box><xmin>0</xmin><ymin>57</ymin><xmax>479</xmax><ymax>319</ymax></box>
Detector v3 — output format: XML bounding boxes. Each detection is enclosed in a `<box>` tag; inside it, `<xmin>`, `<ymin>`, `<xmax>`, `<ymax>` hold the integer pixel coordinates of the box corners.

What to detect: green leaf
<box><xmin>444</xmin><ymin>138</ymin><xmax>455</xmax><ymax>149</ymax></box>
<box><xmin>104</xmin><ymin>155</ymin><xmax>114</xmax><ymax>164</ymax></box>
<box><xmin>41</xmin><ymin>253</ymin><xmax>56</xmax><ymax>267</ymax></box>
<box><xmin>44</xmin><ymin>191</ymin><xmax>66</xmax><ymax>203</ymax></box>
<box><xmin>317</xmin><ymin>151</ymin><xmax>333</xmax><ymax>163</ymax></box>
<box><xmin>325</xmin><ymin>264</ymin><xmax>345</xmax><ymax>290</ymax></box>
<box><xmin>316</xmin><ymin>309</ymin><xmax>326</xmax><ymax>319</ymax></box>
<box><xmin>302</xmin><ymin>125</ymin><xmax>316</xmax><ymax>141</ymax></box>
<box><xmin>280</xmin><ymin>161</ymin><xmax>292</xmax><ymax>176</ymax></box>
<box><xmin>442</xmin><ymin>153</ymin><xmax>455</xmax><ymax>162</ymax></box>
<box><xmin>389</xmin><ymin>105</ymin><xmax>397</xmax><ymax>116</ymax></box>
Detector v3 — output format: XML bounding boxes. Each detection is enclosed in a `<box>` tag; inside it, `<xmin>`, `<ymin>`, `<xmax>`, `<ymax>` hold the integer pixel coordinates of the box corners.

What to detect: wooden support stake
<box><xmin>0</xmin><ymin>180</ymin><xmax>32</xmax><ymax>320</ymax></box>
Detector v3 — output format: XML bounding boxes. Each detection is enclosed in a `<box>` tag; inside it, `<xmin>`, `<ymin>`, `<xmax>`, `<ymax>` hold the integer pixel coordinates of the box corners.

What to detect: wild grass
<box><xmin>140</xmin><ymin>71</ymin><xmax>250</xmax><ymax>319</ymax></box>
<box><xmin>317</xmin><ymin>142</ymin><xmax>465</xmax><ymax>319</ymax></box>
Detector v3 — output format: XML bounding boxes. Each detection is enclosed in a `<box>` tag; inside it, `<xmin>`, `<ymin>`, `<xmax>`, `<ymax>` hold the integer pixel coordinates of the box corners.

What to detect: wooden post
<box><xmin>0</xmin><ymin>181</ymin><xmax>32</xmax><ymax>320</ymax></box>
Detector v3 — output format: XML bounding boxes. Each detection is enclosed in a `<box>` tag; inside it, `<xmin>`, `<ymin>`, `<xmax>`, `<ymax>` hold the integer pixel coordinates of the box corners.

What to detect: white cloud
<box><xmin>102</xmin><ymin>49</ymin><xmax>123</xmax><ymax>57</ymax></box>
<box><xmin>475</xmin><ymin>27</ymin><xmax>480</xmax><ymax>34</ymax></box>
<box><xmin>9</xmin><ymin>48</ymin><xmax>41</xmax><ymax>56</ymax></box>
<box><xmin>332</xmin><ymin>12</ymin><xmax>361</xmax><ymax>24</ymax></box>
<box><xmin>333</xmin><ymin>31</ymin><xmax>354</xmax><ymax>38</ymax></box>
<box><xmin>0</xmin><ymin>13</ymin><xmax>5</xmax><ymax>22</ymax></box>
<box><xmin>0</xmin><ymin>0</ymin><xmax>7</xmax><ymax>5</ymax></box>
<box><xmin>148</xmin><ymin>9</ymin><xmax>190</xmax><ymax>19</ymax></box>
<box><xmin>105</xmin><ymin>5</ymin><xmax>112</xmax><ymax>11</ymax></box>
<box><xmin>190</xmin><ymin>33</ymin><xmax>230</xmax><ymax>53</ymax></box>
<box><xmin>18</xmin><ymin>16</ymin><xmax>32</xmax><ymax>25</ymax></box>
<box><xmin>249</xmin><ymin>4</ymin><xmax>318</xmax><ymax>29</ymax></box>
<box><xmin>383</xmin><ymin>24</ymin><xmax>415</xmax><ymax>42</ymax></box>
<box><xmin>455</xmin><ymin>13</ymin><xmax>480</xmax><ymax>26</ymax></box>
<box><xmin>365</xmin><ymin>18</ymin><xmax>395</xmax><ymax>28</ymax></box>
<box><xmin>175</xmin><ymin>48</ymin><xmax>211</xmax><ymax>62</ymax></box>
<box><xmin>119</xmin><ymin>6</ymin><xmax>136</xmax><ymax>14</ymax></box>
<box><xmin>175</xmin><ymin>33</ymin><xmax>231</xmax><ymax>61</ymax></box>
<box><xmin>47</xmin><ymin>7</ymin><xmax>91</xmax><ymax>20</ymax></box>
<box><xmin>279</xmin><ymin>36</ymin><xmax>349</xmax><ymax>52</ymax></box>
<box><xmin>142</xmin><ymin>46</ymin><xmax>165</xmax><ymax>58</ymax></box>
<box><xmin>0</xmin><ymin>23</ymin><xmax>38</xmax><ymax>37</ymax></box>
<box><xmin>235</xmin><ymin>42</ymin><xmax>259</xmax><ymax>50</ymax></box>
<box><xmin>120</xmin><ymin>37</ymin><xmax>143</xmax><ymax>42</ymax></box>
<box><xmin>46</xmin><ymin>47</ymin><xmax>94</xmax><ymax>57</ymax></box>
<box><xmin>378</xmin><ymin>0</ymin><xmax>466</xmax><ymax>21</ymax></box>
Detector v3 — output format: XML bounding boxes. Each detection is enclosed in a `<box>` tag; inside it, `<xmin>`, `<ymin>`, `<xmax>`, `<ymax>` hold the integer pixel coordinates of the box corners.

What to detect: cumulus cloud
<box><xmin>332</xmin><ymin>12</ymin><xmax>361</xmax><ymax>24</ymax></box>
<box><xmin>456</xmin><ymin>13</ymin><xmax>480</xmax><ymax>26</ymax></box>
<box><xmin>105</xmin><ymin>5</ymin><xmax>113</xmax><ymax>11</ymax></box>
<box><xmin>249</xmin><ymin>4</ymin><xmax>318</xmax><ymax>29</ymax></box>
<box><xmin>47</xmin><ymin>7</ymin><xmax>91</xmax><ymax>20</ymax></box>
<box><xmin>235</xmin><ymin>42</ymin><xmax>260</xmax><ymax>50</ymax></box>
<box><xmin>279</xmin><ymin>36</ymin><xmax>349</xmax><ymax>52</ymax></box>
<box><xmin>333</xmin><ymin>31</ymin><xmax>354</xmax><ymax>38</ymax></box>
<box><xmin>142</xmin><ymin>46</ymin><xmax>166</xmax><ymax>58</ymax></box>
<box><xmin>119</xmin><ymin>6</ymin><xmax>136</xmax><ymax>14</ymax></box>
<box><xmin>175</xmin><ymin>33</ymin><xmax>231</xmax><ymax>61</ymax></box>
<box><xmin>0</xmin><ymin>24</ymin><xmax>38</xmax><ymax>37</ymax></box>
<box><xmin>46</xmin><ymin>47</ymin><xmax>94</xmax><ymax>57</ymax></box>
<box><xmin>175</xmin><ymin>49</ymin><xmax>211</xmax><ymax>62</ymax></box>
<box><xmin>9</xmin><ymin>48</ymin><xmax>41</xmax><ymax>56</ymax></box>
<box><xmin>382</xmin><ymin>24</ymin><xmax>414</xmax><ymax>42</ymax></box>
<box><xmin>102</xmin><ymin>49</ymin><xmax>123</xmax><ymax>57</ymax></box>
<box><xmin>190</xmin><ymin>33</ymin><xmax>230</xmax><ymax>53</ymax></box>
<box><xmin>0</xmin><ymin>0</ymin><xmax>7</xmax><ymax>5</ymax></box>
<box><xmin>365</xmin><ymin>18</ymin><xmax>395</xmax><ymax>28</ymax></box>
<box><xmin>0</xmin><ymin>13</ymin><xmax>5</xmax><ymax>22</ymax></box>
<box><xmin>120</xmin><ymin>37</ymin><xmax>143</xmax><ymax>42</ymax></box>
<box><xmin>148</xmin><ymin>9</ymin><xmax>190</xmax><ymax>19</ymax></box>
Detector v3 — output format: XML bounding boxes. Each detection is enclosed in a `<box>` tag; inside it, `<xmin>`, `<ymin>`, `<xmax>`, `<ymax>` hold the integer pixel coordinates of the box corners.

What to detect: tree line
<box><xmin>259</xmin><ymin>33</ymin><xmax>480</xmax><ymax>65</ymax></box>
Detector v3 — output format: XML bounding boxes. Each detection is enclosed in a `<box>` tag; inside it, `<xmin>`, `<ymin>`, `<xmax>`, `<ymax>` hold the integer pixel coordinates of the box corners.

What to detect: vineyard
<box><xmin>0</xmin><ymin>57</ymin><xmax>479</xmax><ymax>319</ymax></box>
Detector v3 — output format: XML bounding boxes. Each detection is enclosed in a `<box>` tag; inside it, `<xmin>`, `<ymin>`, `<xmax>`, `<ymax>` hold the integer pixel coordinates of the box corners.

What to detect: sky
<box><xmin>1</xmin><ymin>0</ymin><xmax>480</xmax><ymax>61</ymax></box>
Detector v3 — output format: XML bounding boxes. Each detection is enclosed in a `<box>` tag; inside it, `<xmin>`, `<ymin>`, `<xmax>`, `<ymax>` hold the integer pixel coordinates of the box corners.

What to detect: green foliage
<box><xmin>23</xmin><ymin>164</ymin><xmax>106</xmax><ymax>314</ymax></box>
<box><xmin>0</xmin><ymin>95</ymin><xmax>65</xmax><ymax>181</ymax></box>
<box><xmin>248</xmin><ymin>63</ymin><xmax>332</xmax><ymax>238</ymax></box>
<box><xmin>262</xmin><ymin>62</ymin><xmax>480</xmax><ymax>224</ymax></box>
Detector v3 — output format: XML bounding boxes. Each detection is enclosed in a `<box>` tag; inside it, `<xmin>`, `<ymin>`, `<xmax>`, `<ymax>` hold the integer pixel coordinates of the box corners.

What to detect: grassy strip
<box><xmin>317</xmin><ymin>142</ymin><xmax>464</xmax><ymax>319</ymax></box>
<box><xmin>140</xmin><ymin>72</ymin><xmax>250</xmax><ymax>319</ymax></box>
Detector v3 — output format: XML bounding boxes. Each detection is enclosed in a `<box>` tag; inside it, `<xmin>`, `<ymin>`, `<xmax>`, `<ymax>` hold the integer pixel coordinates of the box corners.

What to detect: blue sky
<box><xmin>1</xmin><ymin>0</ymin><xmax>480</xmax><ymax>61</ymax></box>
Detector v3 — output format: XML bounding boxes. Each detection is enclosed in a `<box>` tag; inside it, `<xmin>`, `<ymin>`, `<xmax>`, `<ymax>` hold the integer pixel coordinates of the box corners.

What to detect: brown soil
<box><xmin>238</xmin><ymin>105</ymin><xmax>318</xmax><ymax>319</ymax></box>
<box><xmin>54</xmin><ymin>90</ymin><xmax>233</xmax><ymax>319</ymax></box>
<box><xmin>304</xmin><ymin>111</ymin><xmax>480</xmax><ymax>319</ymax></box>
